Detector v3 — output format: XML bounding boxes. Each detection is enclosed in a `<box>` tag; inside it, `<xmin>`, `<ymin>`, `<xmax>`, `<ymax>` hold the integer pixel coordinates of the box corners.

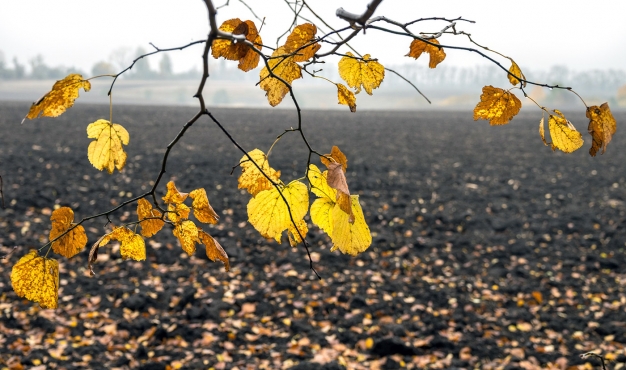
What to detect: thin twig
<box><xmin>385</xmin><ymin>67</ymin><xmax>431</xmax><ymax>104</ymax></box>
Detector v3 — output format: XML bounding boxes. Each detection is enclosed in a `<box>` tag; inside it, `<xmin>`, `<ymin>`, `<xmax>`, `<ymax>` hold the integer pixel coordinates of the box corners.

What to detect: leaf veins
<box><xmin>473</xmin><ymin>86</ymin><xmax>522</xmax><ymax>125</ymax></box>
<box><xmin>338</xmin><ymin>52</ymin><xmax>384</xmax><ymax>95</ymax></box>
<box><xmin>24</xmin><ymin>74</ymin><xmax>91</xmax><ymax>122</ymax></box>
<box><xmin>86</xmin><ymin>119</ymin><xmax>130</xmax><ymax>174</ymax></box>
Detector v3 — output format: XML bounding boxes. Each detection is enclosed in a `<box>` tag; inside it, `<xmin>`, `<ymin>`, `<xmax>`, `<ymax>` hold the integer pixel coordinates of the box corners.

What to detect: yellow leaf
<box><xmin>338</xmin><ymin>52</ymin><xmax>384</xmax><ymax>95</ymax></box>
<box><xmin>162</xmin><ymin>181</ymin><xmax>189</xmax><ymax>204</ymax></box>
<box><xmin>310</xmin><ymin>197</ymin><xmax>335</xmax><ymax>236</ymax></box>
<box><xmin>406</xmin><ymin>38</ymin><xmax>446</xmax><ymax>69</ymax></box>
<box><xmin>539</xmin><ymin>115</ymin><xmax>549</xmax><ymax>146</ymax></box>
<box><xmin>284</xmin><ymin>23</ymin><xmax>320</xmax><ymax>62</ymax></box>
<box><xmin>49</xmin><ymin>207</ymin><xmax>87</xmax><ymax>258</ymax></box>
<box><xmin>198</xmin><ymin>230</ymin><xmax>230</xmax><ymax>271</ymax></box>
<box><xmin>336</xmin><ymin>83</ymin><xmax>357</xmax><ymax>112</ymax></box>
<box><xmin>321</xmin><ymin>145</ymin><xmax>348</xmax><ymax>173</ymax></box>
<box><xmin>168</xmin><ymin>203</ymin><xmax>191</xmax><ymax>223</ymax></box>
<box><xmin>136</xmin><ymin>198</ymin><xmax>165</xmax><ymax>237</ymax></box>
<box><xmin>238</xmin><ymin>149</ymin><xmax>281</xmax><ymax>196</ymax></box>
<box><xmin>259</xmin><ymin>46</ymin><xmax>302</xmax><ymax>106</ymax></box>
<box><xmin>211</xmin><ymin>19</ymin><xmax>262</xmax><ymax>72</ymax></box>
<box><xmin>330</xmin><ymin>195</ymin><xmax>371</xmax><ymax>256</ymax></box>
<box><xmin>327</xmin><ymin>163</ymin><xmax>353</xmax><ymax>221</ymax></box>
<box><xmin>173</xmin><ymin>220</ymin><xmax>199</xmax><ymax>256</ymax></box>
<box><xmin>100</xmin><ymin>226</ymin><xmax>146</xmax><ymax>261</ymax></box>
<box><xmin>86</xmin><ymin>119</ymin><xmax>129</xmax><ymax>174</ymax></box>
<box><xmin>548</xmin><ymin>110</ymin><xmax>583</xmax><ymax>153</ymax></box>
<box><xmin>308</xmin><ymin>164</ymin><xmax>335</xmax><ymax>199</ymax></box>
<box><xmin>247</xmin><ymin>180</ymin><xmax>309</xmax><ymax>241</ymax></box>
<box><xmin>508</xmin><ymin>60</ymin><xmax>526</xmax><ymax>87</ymax></box>
<box><xmin>11</xmin><ymin>250</ymin><xmax>59</xmax><ymax>309</ymax></box>
<box><xmin>24</xmin><ymin>74</ymin><xmax>91</xmax><ymax>121</ymax></box>
<box><xmin>473</xmin><ymin>86</ymin><xmax>522</xmax><ymax>125</ymax></box>
<box><xmin>587</xmin><ymin>102</ymin><xmax>617</xmax><ymax>156</ymax></box>
<box><xmin>287</xmin><ymin>219</ymin><xmax>308</xmax><ymax>247</ymax></box>
<box><xmin>189</xmin><ymin>188</ymin><xmax>219</xmax><ymax>224</ymax></box>
<box><xmin>365</xmin><ymin>337</ymin><xmax>374</xmax><ymax>349</ymax></box>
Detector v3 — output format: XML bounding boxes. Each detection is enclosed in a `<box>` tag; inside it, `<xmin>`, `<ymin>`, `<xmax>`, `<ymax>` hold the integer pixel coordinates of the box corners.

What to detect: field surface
<box><xmin>1</xmin><ymin>102</ymin><xmax>626</xmax><ymax>369</ymax></box>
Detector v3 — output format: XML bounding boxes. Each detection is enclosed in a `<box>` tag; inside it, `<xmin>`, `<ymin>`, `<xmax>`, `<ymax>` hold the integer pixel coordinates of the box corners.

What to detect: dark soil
<box><xmin>1</xmin><ymin>101</ymin><xmax>626</xmax><ymax>369</ymax></box>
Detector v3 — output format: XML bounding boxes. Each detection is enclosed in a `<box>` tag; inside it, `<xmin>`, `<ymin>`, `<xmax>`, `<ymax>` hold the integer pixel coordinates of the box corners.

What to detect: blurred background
<box><xmin>1</xmin><ymin>0</ymin><xmax>625</xmax><ymax>111</ymax></box>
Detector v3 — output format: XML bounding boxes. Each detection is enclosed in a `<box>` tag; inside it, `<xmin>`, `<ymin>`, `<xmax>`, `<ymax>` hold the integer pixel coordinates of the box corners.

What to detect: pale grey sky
<box><xmin>1</xmin><ymin>0</ymin><xmax>625</xmax><ymax>75</ymax></box>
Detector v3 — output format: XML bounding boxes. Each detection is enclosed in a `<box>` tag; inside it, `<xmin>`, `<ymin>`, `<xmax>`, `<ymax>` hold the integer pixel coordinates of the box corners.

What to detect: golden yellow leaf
<box><xmin>24</xmin><ymin>74</ymin><xmax>91</xmax><ymax>121</ymax></box>
<box><xmin>310</xmin><ymin>197</ymin><xmax>335</xmax><ymax>236</ymax></box>
<box><xmin>321</xmin><ymin>146</ymin><xmax>348</xmax><ymax>173</ymax></box>
<box><xmin>173</xmin><ymin>220</ymin><xmax>199</xmax><ymax>256</ymax></box>
<box><xmin>337</xmin><ymin>83</ymin><xmax>356</xmax><ymax>112</ymax></box>
<box><xmin>162</xmin><ymin>181</ymin><xmax>189</xmax><ymax>204</ymax></box>
<box><xmin>473</xmin><ymin>86</ymin><xmax>522</xmax><ymax>125</ymax></box>
<box><xmin>86</xmin><ymin>119</ymin><xmax>129</xmax><ymax>174</ymax></box>
<box><xmin>338</xmin><ymin>52</ymin><xmax>385</xmax><ymax>95</ymax></box>
<box><xmin>168</xmin><ymin>203</ymin><xmax>191</xmax><ymax>223</ymax></box>
<box><xmin>587</xmin><ymin>102</ymin><xmax>617</xmax><ymax>156</ymax></box>
<box><xmin>11</xmin><ymin>250</ymin><xmax>59</xmax><ymax>309</ymax></box>
<box><xmin>189</xmin><ymin>188</ymin><xmax>219</xmax><ymax>224</ymax></box>
<box><xmin>259</xmin><ymin>46</ymin><xmax>302</xmax><ymax>106</ymax></box>
<box><xmin>136</xmin><ymin>198</ymin><xmax>165</xmax><ymax>237</ymax></box>
<box><xmin>49</xmin><ymin>207</ymin><xmax>87</xmax><ymax>258</ymax></box>
<box><xmin>99</xmin><ymin>226</ymin><xmax>146</xmax><ymax>261</ymax></box>
<box><xmin>538</xmin><ymin>115</ymin><xmax>545</xmax><ymax>145</ymax></box>
<box><xmin>406</xmin><ymin>38</ymin><xmax>446</xmax><ymax>69</ymax></box>
<box><xmin>284</xmin><ymin>23</ymin><xmax>320</xmax><ymax>62</ymax></box>
<box><xmin>548</xmin><ymin>110</ymin><xmax>583</xmax><ymax>153</ymax></box>
<box><xmin>211</xmin><ymin>19</ymin><xmax>262</xmax><ymax>72</ymax></box>
<box><xmin>508</xmin><ymin>60</ymin><xmax>527</xmax><ymax>87</ymax></box>
<box><xmin>287</xmin><ymin>219</ymin><xmax>308</xmax><ymax>247</ymax></box>
<box><xmin>198</xmin><ymin>229</ymin><xmax>230</xmax><ymax>271</ymax></box>
<box><xmin>308</xmin><ymin>164</ymin><xmax>335</xmax><ymax>199</ymax></box>
<box><xmin>247</xmin><ymin>180</ymin><xmax>309</xmax><ymax>241</ymax></box>
<box><xmin>330</xmin><ymin>195</ymin><xmax>371</xmax><ymax>256</ymax></box>
<box><xmin>238</xmin><ymin>149</ymin><xmax>281</xmax><ymax>196</ymax></box>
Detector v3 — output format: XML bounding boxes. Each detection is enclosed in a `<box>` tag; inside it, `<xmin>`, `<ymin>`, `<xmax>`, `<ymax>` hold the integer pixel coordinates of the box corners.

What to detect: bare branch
<box><xmin>385</xmin><ymin>67</ymin><xmax>431</xmax><ymax>104</ymax></box>
<box><xmin>336</xmin><ymin>0</ymin><xmax>383</xmax><ymax>27</ymax></box>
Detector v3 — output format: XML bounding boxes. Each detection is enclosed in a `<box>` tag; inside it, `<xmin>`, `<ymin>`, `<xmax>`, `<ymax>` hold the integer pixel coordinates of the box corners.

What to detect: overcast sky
<box><xmin>1</xmin><ymin>0</ymin><xmax>625</xmax><ymax>75</ymax></box>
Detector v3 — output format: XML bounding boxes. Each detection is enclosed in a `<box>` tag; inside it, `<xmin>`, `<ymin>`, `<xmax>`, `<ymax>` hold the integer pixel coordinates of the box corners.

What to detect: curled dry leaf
<box><xmin>247</xmin><ymin>180</ymin><xmax>309</xmax><ymax>243</ymax></box>
<box><xmin>284</xmin><ymin>23</ymin><xmax>321</xmax><ymax>62</ymax></box>
<box><xmin>508</xmin><ymin>60</ymin><xmax>527</xmax><ymax>87</ymax></box>
<box><xmin>24</xmin><ymin>73</ymin><xmax>91</xmax><ymax>122</ymax></box>
<box><xmin>136</xmin><ymin>198</ymin><xmax>165</xmax><ymax>238</ymax></box>
<box><xmin>548</xmin><ymin>110</ymin><xmax>584</xmax><ymax>153</ymax></box>
<box><xmin>238</xmin><ymin>149</ymin><xmax>281</xmax><ymax>196</ymax></box>
<box><xmin>587</xmin><ymin>102</ymin><xmax>617</xmax><ymax>156</ymax></box>
<box><xmin>327</xmin><ymin>162</ymin><xmax>353</xmax><ymax>221</ymax></box>
<box><xmin>259</xmin><ymin>46</ymin><xmax>302</xmax><ymax>106</ymax></box>
<box><xmin>88</xmin><ymin>235</ymin><xmax>106</xmax><ymax>276</ymax></box>
<box><xmin>406</xmin><ymin>38</ymin><xmax>446</xmax><ymax>69</ymax></box>
<box><xmin>86</xmin><ymin>119</ymin><xmax>129</xmax><ymax>174</ymax></box>
<box><xmin>11</xmin><ymin>250</ymin><xmax>59</xmax><ymax>309</ymax></box>
<box><xmin>162</xmin><ymin>181</ymin><xmax>189</xmax><ymax>204</ymax></box>
<box><xmin>49</xmin><ymin>206</ymin><xmax>88</xmax><ymax>258</ymax></box>
<box><xmin>473</xmin><ymin>85</ymin><xmax>522</xmax><ymax>125</ymax></box>
<box><xmin>198</xmin><ymin>230</ymin><xmax>230</xmax><ymax>271</ymax></box>
<box><xmin>336</xmin><ymin>83</ymin><xmax>357</xmax><ymax>112</ymax></box>
<box><xmin>321</xmin><ymin>146</ymin><xmax>348</xmax><ymax>173</ymax></box>
<box><xmin>338</xmin><ymin>52</ymin><xmax>385</xmax><ymax>95</ymax></box>
<box><xmin>173</xmin><ymin>220</ymin><xmax>199</xmax><ymax>256</ymax></box>
<box><xmin>100</xmin><ymin>226</ymin><xmax>146</xmax><ymax>261</ymax></box>
<box><xmin>189</xmin><ymin>188</ymin><xmax>219</xmax><ymax>224</ymax></box>
<box><xmin>211</xmin><ymin>19</ymin><xmax>262</xmax><ymax>72</ymax></box>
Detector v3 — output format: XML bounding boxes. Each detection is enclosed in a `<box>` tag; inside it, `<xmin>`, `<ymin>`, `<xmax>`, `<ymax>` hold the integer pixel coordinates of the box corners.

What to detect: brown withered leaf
<box><xmin>473</xmin><ymin>85</ymin><xmax>522</xmax><ymax>125</ymax></box>
<box><xmin>326</xmin><ymin>162</ymin><xmax>353</xmax><ymax>222</ymax></box>
<box><xmin>321</xmin><ymin>145</ymin><xmax>348</xmax><ymax>173</ymax></box>
<box><xmin>211</xmin><ymin>19</ymin><xmax>262</xmax><ymax>71</ymax></box>
<box><xmin>587</xmin><ymin>102</ymin><xmax>617</xmax><ymax>156</ymax></box>
<box><xmin>284</xmin><ymin>23</ymin><xmax>320</xmax><ymax>62</ymax></box>
<box><xmin>198</xmin><ymin>229</ymin><xmax>230</xmax><ymax>271</ymax></box>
